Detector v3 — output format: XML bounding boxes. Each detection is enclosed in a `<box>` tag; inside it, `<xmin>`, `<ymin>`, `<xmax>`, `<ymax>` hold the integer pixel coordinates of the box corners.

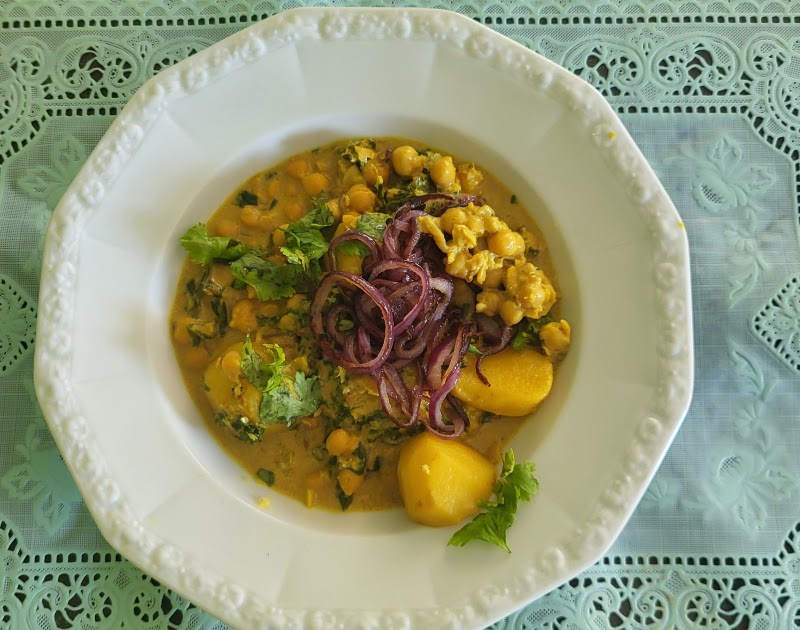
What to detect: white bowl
<box><xmin>34</xmin><ymin>8</ymin><xmax>693</xmax><ymax>629</ymax></box>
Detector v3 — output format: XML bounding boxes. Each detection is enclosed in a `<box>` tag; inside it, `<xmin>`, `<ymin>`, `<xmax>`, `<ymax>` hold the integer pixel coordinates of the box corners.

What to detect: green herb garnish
<box><xmin>256</xmin><ymin>468</ymin><xmax>276</xmax><ymax>486</ymax></box>
<box><xmin>230</xmin><ymin>252</ymin><xmax>306</xmax><ymax>300</ymax></box>
<box><xmin>279</xmin><ymin>197</ymin><xmax>335</xmax><ymax>273</ymax></box>
<box><xmin>510</xmin><ymin>315</ymin><xmax>554</xmax><ymax>351</ymax></box>
<box><xmin>235</xmin><ymin>190</ymin><xmax>259</xmax><ymax>207</ymax></box>
<box><xmin>239</xmin><ymin>339</ymin><xmax>323</xmax><ymax>429</ymax></box>
<box><xmin>179</xmin><ymin>223</ymin><xmax>250</xmax><ymax>265</ymax></box>
<box><xmin>260</xmin><ymin>372</ymin><xmax>322</xmax><ymax>427</ymax></box>
<box><xmin>448</xmin><ymin>450</ymin><xmax>539</xmax><ymax>553</ymax></box>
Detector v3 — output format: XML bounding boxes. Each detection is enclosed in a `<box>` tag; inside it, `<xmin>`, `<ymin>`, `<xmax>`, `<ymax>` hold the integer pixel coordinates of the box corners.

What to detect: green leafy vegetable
<box><xmin>239</xmin><ymin>340</ymin><xmax>323</xmax><ymax>431</ymax></box>
<box><xmin>230</xmin><ymin>252</ymin><xmax>306</xmax><ymax>300</ymax></box>
<box><xmin>213</xmin><ymin>412</ymin><xmax>264</xmax><ymax>444</ymax></box>
<box><xmin>256</xmin><ymin>468</ymin><xmax>276</xmax><ymax>486</ymax></box>
<box><xmin>235</xmin><ymin>190</ymin><xmax>259</xmax><ymax>207</ymax></box>
<box><xmin>353</xmin><ymin>213</ymin><xmax>392</xmax><ymax>240</ymax></box>
<box><xmin>447</xmin><ymin>450</ymin><xmax>539</xmax><ymax>553</ymax></box>
<box><xmin>179</xmin><ymin>223</ymin><xmax>250</xmax><ymax>265</ymax></box>
<box><xmin>279</xmin><ymin>198</ymin><xmax>335</xmax><ymax>271</ymax></box>
<box><xmin>510</xmin><ymin>315</ymin><xmax>554</xmax><ymax>351</ymax></box>
<box><xmin>240</xmin><ymin>337</ymin><xmax>285</xmax><ymax>394</ymax></box>
<box><xmin>334</xmin><ymin>212</ymin><xmax>393</xmax><ymax>257</ymax></box>
<box><xmin>260</xmin><ymin>372</ymin><xmax>322</xmax><ymax>427</ymax></box>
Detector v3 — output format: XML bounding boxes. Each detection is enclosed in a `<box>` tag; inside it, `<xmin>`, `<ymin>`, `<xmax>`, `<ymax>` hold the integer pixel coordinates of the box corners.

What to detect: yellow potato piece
<box><xmin>397</xmin><ymin>432</ymin><xmax>496</xmax><ymax>527</ymax></box>
<box><xmin>453</xmin><ymin>346</ymin><xmax>553</xmax><ymax>416</ymax></box>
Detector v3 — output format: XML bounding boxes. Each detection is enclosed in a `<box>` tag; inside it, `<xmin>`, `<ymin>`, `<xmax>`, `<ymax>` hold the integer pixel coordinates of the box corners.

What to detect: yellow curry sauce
<box><xmin>169</xmin><ymin>138</ymin><xmax>569</xmax><ymax>513</ymax></box>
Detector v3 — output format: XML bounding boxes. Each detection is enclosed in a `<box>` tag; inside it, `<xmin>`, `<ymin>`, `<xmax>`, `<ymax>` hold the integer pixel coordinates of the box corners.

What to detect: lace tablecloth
<box><xmin>2</xmin><ymin>1</ymin><xmax>800</xmax><ymax>628</ymax></box>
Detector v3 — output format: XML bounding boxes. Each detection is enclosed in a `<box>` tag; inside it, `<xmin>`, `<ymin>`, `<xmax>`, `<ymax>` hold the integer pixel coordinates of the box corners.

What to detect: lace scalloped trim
<box><xmin>3</xmin><ymin>517</ymin><xmax>800</xmax><ymax>629</ymax></box>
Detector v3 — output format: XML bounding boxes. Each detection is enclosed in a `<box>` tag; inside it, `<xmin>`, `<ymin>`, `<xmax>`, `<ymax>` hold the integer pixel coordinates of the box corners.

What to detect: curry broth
<box><xmin>170</xmin><ymin>137</ymin><xmax>558</xmax><ymax>512</ymax></box>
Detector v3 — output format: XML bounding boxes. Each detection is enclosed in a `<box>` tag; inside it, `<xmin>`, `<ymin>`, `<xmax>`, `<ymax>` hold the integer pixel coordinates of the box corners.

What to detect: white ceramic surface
<box><xmin>34</xmin><ymin>8</ymin><xmax>693</xmax><ymax>629</ymax></box>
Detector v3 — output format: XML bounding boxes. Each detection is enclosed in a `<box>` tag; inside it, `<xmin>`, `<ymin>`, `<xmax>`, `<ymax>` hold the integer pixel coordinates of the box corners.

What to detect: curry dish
<box><xmin>170</xmin><ymin>138</ymin><xmax>570</xmax><ymax>537</ymax></box>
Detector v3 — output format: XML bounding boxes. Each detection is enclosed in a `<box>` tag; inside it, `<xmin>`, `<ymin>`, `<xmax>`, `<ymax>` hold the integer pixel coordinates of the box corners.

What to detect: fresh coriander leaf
<box><xmin>256</xmin><ymin>468</ymin><xmax>276</xmax><ymax>486</ymax></box>
<box><xmin>240</xmin><ymin>337</ymin><xmax>285</xmax><ymax>393</ymax></box>
<box><xmin>260</xmin><ymin>372</ymin><xmax>322</xmax><ymax>427</ymax></box>
<box><xmin>280</xmin><ymin>229</ymin><xmax>330</xmax><ymax>270</ymax></box>
<box><xmin>447</xmin><ymin>449</ymin><xmax>538</xmax><ymax>553</ymax></box>
<box><xmin>467</xmin><ymin>343</ymin><xmax>485</xmax><ymax>356</ymax></box>
<box><xmin>235</xmin><ymin>190</ymin><xmax>259</xmax><ymax>207</ymax></box>
<box><xmin>334</xmin><ymin>240</ymin><xmax>371</xmax><ymax>258</ymax></box>
<box><xmin>510</xmin><ymin>315</ymin><xmax>554</xmax><ymax>351</ymax></box>
<box><xmin>179</xmin><ymin>223</ymin><xmax>250</xmax><ymax>265</ymax></box>
<box><xmin>447</xmin><ymin>505</ymin><xmax>515</xmax><ymax>552</ymax></box>
<box><xmin>353</xmin><ymin>213</ymin><xmax>392</xmax><ymax>240</ymax></box>
<box><xmin>230</xmin><ymin>253</ymin><xmax>305</xmax><ymax>300</ymax></box>
<box><xmin>279</xmin><ymin>199</ymin><xmax>335</xmax><ymax>270</ymax></box>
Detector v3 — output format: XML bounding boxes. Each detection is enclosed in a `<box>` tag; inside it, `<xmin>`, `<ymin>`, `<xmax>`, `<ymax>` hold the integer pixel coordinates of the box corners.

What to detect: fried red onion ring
<box><xmin>310</xmin><ymin>193</ymin><xmax>494</xmax><ymax>437</ymax></box>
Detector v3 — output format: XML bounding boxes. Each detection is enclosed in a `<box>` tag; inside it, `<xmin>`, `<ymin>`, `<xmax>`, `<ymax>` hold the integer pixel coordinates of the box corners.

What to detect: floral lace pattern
<box><xmin>1</xmin><ymin>1</ymin><xmax>800</xmax><ymax>628</ymax></box>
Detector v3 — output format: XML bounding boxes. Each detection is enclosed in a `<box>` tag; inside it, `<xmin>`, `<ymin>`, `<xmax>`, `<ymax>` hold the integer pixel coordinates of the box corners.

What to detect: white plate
<box><xmin>34</xmin><ymin>8</ymin><xmax>693</xmax><ymax>629</ymax></box>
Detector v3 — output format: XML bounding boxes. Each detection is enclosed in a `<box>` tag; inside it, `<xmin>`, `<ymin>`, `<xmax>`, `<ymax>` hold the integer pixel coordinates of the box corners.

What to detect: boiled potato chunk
<box><xmin>453</xmin><ymin>346</ymin><xmax>553</xmax><ymax>416</ymax></box>
<box><xmin>397</xmin><ymin>432</ymin><xmax>496</xmax><ymax>527</ymax></box>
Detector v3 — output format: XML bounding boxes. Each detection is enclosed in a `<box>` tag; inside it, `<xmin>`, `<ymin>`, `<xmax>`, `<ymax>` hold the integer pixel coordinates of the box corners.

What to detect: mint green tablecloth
<box><xmin>3</xmin><ymin>1</ymin><xmax>800</xmax><ymax>628</ymax></box>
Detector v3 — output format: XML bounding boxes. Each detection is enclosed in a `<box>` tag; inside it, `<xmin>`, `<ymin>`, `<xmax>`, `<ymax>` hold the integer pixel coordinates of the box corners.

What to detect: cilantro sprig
<box><xmin>447</xmin><ymin>450</ymin><xmax>539</xmax><ymax>553</ymax></box>
<box><xmin>279</xmin><ymin>198</ymin><xmax>335</xmax><ymax>272</ymax></box>
<box><xmin>239</xmin><ymin>337</ymin><xmax>322</xmax><ymax>429</ymax></box>
<box><xmin>230</xmin><ymin>253</ymin><xmax>305</xmax><ymax>300</ymax></box>
<box><xmin>179</xmin><ymin>223</ymin><xmax>250</xmax><ymax>265</ymax></box>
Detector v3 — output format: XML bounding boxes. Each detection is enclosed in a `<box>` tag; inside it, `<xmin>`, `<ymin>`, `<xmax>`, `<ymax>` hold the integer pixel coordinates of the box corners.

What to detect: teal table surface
<box><xmin>2</xmin><ymin>1</ymin><xmax>800</xmax><ymax>628</ymax></box>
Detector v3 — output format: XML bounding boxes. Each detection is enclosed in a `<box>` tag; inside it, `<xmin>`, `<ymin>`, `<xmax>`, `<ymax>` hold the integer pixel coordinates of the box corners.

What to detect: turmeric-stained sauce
<box><xmin>169</xmin><ymin>138</ymin><xmax>569</xmax><ymax>513</ymax></box>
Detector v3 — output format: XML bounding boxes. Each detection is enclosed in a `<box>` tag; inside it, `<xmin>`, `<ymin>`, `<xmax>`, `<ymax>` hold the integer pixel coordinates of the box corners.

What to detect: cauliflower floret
<box><xmin>504</xmin><ymin>260</ymin><xmax>557</xmax><ymax>320</ymax></box>
<box><xmin>540</xmin><ymin>319</ymin><xmax>571</xmax><ymax>359</ymax></box>
<box><xmin>418</xmin><ymin>202</ymin><xmax>559</xmax><ymax>325</ymax></box>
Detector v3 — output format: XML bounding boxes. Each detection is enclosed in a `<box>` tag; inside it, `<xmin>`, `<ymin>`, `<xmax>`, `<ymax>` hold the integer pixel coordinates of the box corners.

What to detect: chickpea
<box><xmin>240</xmin><ymin>205</ymin><xmax>262</xmax><ymax>228</ymax></box>
<box><xmin>430</xmin><ymin>156</ymin><xmax>457</xmax><ymax>189</ymax></box>
<box><xmin>286</xmin><ymin>293</ymin><xmax>305</xmax><ymax>310</ymax></box>
<box><xmin>342</xmin><ymin>164</ymin><xmax>364</xmax><ymax>189</ymax></box>
<box><xmin>326</xmin><ymin>429</ymin><xmax>361</xmax><ymax>457</ymax></box>
<box><xmin>302</xmin><ymin>172</ymin><xmax>330</xmax><ymax>196</ymax></box>
<box><xmin>482</xmin><ymin>267</ymin><xmax>505</xmax><ymax>290</ymax></box>
<box><xmin>286</xmin><ymin>158</ymin><xmax>309</xmax><ymax>179</ymax></box>
<box><xmin>213</xmin><ymin>218</ymin><xmax>239</xmax><ymax>238</ymax></box>
<box><xmin>272</xmin><ymin>227</ymin><xmax>286</xmax><ymax>247</ymax></box>
<box><xmin>363</xmin><ymin>159</ymin><xmax>389</xmax><ymax>187</ymax></box>
<box><xmin>265</xmin><ymin>177</ymin><xmax>280</xmax><ymax>197</ymax></box>
<box><xmin>499</xmin><ymin>299</ymin><xmax>525</xmax><ymax>326</ymax></box>
<box><xmin>284</xmin><ymin>200</ymin><xmax>306</xmax><ymax>222</ymax></box>
<box><xmin>326</xmin><ymin>198</ymin><xmax>342</xmax><ymax>221</ymax></box>
<box><xmin>259</xmin><ymin>302</ymin><xmax>281</xmax><ymax>318</ymax></box>
<box><xmin>341</xmin><ymin>213</ymin><xmax>359</xmax><ymax>229</ymax></box>
<box><xmin>257</xmin><ymin>210</ymin><xmax>280</xmax><ymax>232</ymax></box>
<box><xmin>337</xmin><ymin>469</ymin><xmax>365</xmax><ymax>496</ymax></box>
<box><xmin>440</xmin><ymin>207</ymin><xmax>467</xmax><ymax>234</ymax></box>
<box><xmin>279</xmin><ymin>313</ymin><xmax>298</xmax><ymax>331</ymax></box>
<box><xmin>487</xmin><ymin>230</ymin><xmax>525</xmax><ymax>257</ymax></box>
<box><xmin>456</xmin><ymin>163</ymin><xmax>484</xmax><ymax>192</ymax></box>
<box><xmin>345</xmin><ymin>183</ymin><xmax>377</xmax><ymax>214</ymax></box>
<box><xmin>230</xmin><ymin>299</ymin><xmax>258</xmax><ymax>332</ymax></box>
<box><xmin>391</xmin><ymin>145</ymin><xmax>424</xmax><ymax>177</ymax></box>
